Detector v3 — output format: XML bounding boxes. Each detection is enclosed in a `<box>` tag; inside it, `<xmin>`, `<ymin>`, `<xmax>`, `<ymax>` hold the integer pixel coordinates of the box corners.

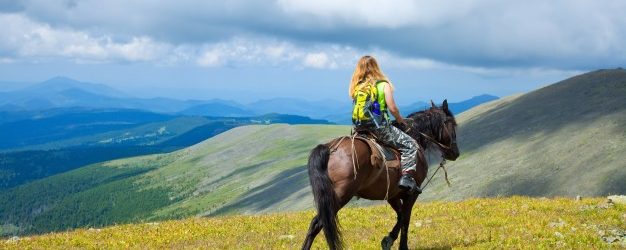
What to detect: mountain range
<box><xmin>0</xmin><ymin>77</ymin><xmax>222</xmax><ymax>114</ymax></box>
<box><xmin>0</xmin><ymin>77</ymin><xmax>498</xmax><ymax>123</ymax></box>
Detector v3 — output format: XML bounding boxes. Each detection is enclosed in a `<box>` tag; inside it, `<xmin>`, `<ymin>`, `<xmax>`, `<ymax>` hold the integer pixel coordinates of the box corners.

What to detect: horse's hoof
<box><xmin>381</xmin><ymin>236</ymin><xmax>393</xmax><ymax>250</ymax></box>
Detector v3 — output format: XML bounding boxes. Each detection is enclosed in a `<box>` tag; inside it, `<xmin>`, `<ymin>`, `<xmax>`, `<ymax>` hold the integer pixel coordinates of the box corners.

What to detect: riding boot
<box><xmin>399</xmin><ymin>171</ymin><xmax>422</xmax><ymax>194</ymax></box>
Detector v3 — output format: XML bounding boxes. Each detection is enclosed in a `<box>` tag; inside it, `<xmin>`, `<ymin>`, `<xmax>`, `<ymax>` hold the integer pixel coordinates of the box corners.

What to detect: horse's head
<box><xmin>397</xmin><ymin>99</ymin><xmax>460</xmax><ymax>161</ymax></box>
<box><xmin>436</xmin><ymin>100</ymin><xmax>460</xmax><ymax>160</ymax></box>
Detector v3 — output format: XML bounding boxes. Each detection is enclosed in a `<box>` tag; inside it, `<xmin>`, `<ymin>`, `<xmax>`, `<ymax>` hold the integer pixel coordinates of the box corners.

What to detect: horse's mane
<box><xmin>397</xmin><ymin>106</ymin><xmax>457</xmax><ymax>150</ymax></box>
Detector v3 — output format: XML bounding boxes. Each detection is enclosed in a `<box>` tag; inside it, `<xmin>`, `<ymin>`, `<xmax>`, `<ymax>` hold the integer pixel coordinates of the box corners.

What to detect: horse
<box><xmin>301</xmin><ymin>100</ymin><xmax>460</xmax><ymax>250</ymax></box>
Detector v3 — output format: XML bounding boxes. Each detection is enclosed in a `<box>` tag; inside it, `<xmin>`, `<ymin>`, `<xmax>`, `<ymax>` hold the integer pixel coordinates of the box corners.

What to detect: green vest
<box><xmin>375</xmin><ymin>80</ymin><xmax>390</xmax><ymax>121</ymax></box>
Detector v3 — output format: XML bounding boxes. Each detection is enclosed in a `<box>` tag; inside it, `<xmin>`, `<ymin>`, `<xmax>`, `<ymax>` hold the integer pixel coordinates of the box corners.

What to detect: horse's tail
<box><xmin>307</xmin><ymin>144</ymin><xmax>342</xmax><ymax>250</ymax></box>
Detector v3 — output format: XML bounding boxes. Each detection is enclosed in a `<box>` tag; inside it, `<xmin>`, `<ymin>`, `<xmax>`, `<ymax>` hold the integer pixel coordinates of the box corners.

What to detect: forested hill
<box><xmin>0</xmin><ymin>124</ymin><xmax>350</xmax><ymax>236</ymax></box>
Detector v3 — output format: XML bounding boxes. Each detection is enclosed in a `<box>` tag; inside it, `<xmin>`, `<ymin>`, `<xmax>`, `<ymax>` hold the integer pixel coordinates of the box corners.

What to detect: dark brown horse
<box><xmin>302</xmin><ymin>100</ymin><xmax>460</xmax><ymax>250</ymax></box>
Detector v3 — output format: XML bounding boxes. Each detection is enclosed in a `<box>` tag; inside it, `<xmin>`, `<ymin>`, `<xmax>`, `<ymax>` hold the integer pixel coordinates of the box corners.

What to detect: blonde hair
<box><xmin>348</xmin><ymin>55</ymin><xmax>393</xmax><ymax>98</ymax></box>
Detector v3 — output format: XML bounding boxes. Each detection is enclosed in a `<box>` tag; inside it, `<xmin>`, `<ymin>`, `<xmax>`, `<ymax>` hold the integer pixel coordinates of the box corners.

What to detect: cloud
<box><xmin>1</xmin><ymin>0</ymin><xmax>625</xmax><ymax>71</ymax></box>
<box><xmin>0</xmin><ymin>13</ymin><xmax>171</xmax><ymax>63</ymax></box>
<box><xmin>0</xmin><ymin>11</ymin><xmax>598</xmax><ymax>80</ymax></box>
<box><xmin>276</xmin><ymin>0</ymin><xmax>477</xmax><ymax>28</ymax></box>
<box><xmin>303</xmin><ymin>52</ymin><xmax>332</xmax><ymax>69</ymax></box>
<box><xmin>196</xmin><ymin>49</ymin><xmax>222</xmax><ymax>67</ymax></box>
<box><xmin>193</xmin><ymin>38</ymin><xmax>358</xmax><ymax>69</ymax></box>
<box><xmin>0</xmin><ymin>13</ymin><xmax>358</xmax><ymax>69</ymax></box>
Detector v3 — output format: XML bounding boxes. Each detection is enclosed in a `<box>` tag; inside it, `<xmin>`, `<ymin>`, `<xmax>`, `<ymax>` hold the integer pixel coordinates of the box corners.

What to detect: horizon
<box><xmin>1</xmin><ymin>1</ymin><xmax>625</xmax><ymax>104</ymax></box>
<box><xmin>1</xmin><ymin>75</ymin><xmax>504</xmax><ymax>106</ymax></box>
<box><xmin>0</xmin><ymin>67</ymin><xmax>583</xmax><ymax>105</ymax></box>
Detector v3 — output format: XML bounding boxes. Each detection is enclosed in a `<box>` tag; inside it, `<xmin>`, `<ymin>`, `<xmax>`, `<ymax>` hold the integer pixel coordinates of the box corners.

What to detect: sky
<box><xmin>0</xmin><ymin>0</ymin><xmax>625</xmax><ymax>105</ymax></box>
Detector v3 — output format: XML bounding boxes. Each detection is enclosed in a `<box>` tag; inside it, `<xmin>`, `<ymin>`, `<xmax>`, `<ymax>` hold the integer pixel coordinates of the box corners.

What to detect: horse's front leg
<box><xmin>399</xmin><ymin>194</ymin><xmax>418</xmax><ymax>250</ymax></box>
<box><xmin>301</xmin><ymin>215</ymin><xmax>322</xmax><ymax>250</ymax></box>
<box><xmin>381</xmin><ymin>198</ymin><xmax>402</xmax><ymax>250</ymax></box>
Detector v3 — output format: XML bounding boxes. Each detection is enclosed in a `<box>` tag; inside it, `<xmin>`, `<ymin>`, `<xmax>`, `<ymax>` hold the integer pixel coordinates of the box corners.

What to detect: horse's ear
<box><xmin>442</xmin><ymin>99</ymin><xmax>449</xmax><ymax>110</ymax></box>
<box><xmin>430</xmin><ymin>100</ymin><xmax>436</xmax><ymax>108</ymax></box>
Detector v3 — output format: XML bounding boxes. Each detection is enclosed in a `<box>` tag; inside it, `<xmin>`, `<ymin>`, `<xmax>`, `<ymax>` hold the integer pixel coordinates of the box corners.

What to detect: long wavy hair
<box><xmin>348</xmin><ymin>55</ymin><xmax>393</xmax><ymax>99</ymax></box>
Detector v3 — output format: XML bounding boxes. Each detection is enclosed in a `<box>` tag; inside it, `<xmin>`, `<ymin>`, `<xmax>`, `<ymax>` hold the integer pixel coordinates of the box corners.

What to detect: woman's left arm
<box><xmin>383</xmin><ymin>83</ymin><xmax>404</xmax><ymax>124</ymax></box>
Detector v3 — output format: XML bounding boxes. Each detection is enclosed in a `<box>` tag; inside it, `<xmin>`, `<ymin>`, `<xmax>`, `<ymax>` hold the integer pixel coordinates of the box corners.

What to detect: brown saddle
<box><xmin>328</xmin><ymin>131</ymin><xmax>401</xmax><ymax>170</ymax></box>
<box><xmin>356</xmin><ymin>132</ymin><xmax>401</xmax><ymax>170</ymax></box>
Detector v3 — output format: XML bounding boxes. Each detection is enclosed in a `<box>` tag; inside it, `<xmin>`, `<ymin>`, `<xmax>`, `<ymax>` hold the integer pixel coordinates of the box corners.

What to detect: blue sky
<box><xmin>0</xmin><ymin>0</ymin><xmax>625</xmax><ymax>105</ymax></box>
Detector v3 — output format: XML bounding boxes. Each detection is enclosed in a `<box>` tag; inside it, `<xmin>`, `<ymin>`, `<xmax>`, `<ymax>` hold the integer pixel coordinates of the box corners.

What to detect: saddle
<box><xmin>357</xmin><ymin>132</ymin><xmax>401</xmax><ymax>169</ymax></box>
<box><xmin>328</xmin><ymin>130</ymin><xmax>401</xmax><ymax>170</ymax></box>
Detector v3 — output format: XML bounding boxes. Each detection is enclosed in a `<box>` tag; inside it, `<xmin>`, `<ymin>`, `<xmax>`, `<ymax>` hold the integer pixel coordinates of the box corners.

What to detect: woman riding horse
<box><xmin>302</xmin><ymin>56</ymin><xmax>460</xmax><ymax>250</ymax></box>
<box><xmin>348</xmin><ymin>55</ymin><xmax>421</xmax><ymax>193</ymax></box>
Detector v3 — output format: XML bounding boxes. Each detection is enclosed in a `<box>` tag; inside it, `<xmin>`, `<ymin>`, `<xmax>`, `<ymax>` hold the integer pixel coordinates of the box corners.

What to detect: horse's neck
<box><xmin>411</xmin><ymin>113</ymin><xmax>441</xmax><ymax>147</ymax></box>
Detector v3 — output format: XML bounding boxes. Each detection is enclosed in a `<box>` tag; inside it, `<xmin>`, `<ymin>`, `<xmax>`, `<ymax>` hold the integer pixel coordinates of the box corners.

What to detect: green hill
<box><xmin>1</xmin><ymin>197</ymin><xmax>624</xmax><ymax>249</ymax></box>
<box><xmin>0</xmin><ymin>124</ymin><xmax>351</xmax><ymax>236</ymax></box>
<box><xmin>420</xmin><ymin>69</ymin><xmax>626</xmax><ymax>200</ymax></box>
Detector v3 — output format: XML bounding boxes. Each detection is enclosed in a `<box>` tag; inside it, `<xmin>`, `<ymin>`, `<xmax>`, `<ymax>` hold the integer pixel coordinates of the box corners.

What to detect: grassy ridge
<box><xmin>2</xmin><ymin>197</ymin><xmax>624</xmax><ymax>249</ymax></box>
<box><xmin>421</xmin><ymin>69</ymin><xmax>626</xmax><ymax>200</ymax></box>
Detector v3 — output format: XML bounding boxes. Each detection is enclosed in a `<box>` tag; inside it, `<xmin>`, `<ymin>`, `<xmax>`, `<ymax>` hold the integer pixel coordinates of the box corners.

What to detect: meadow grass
<box><xmin>3</xmin><ymin>196</ymin><xmax>624</xmax><ymax>249</ymax></box>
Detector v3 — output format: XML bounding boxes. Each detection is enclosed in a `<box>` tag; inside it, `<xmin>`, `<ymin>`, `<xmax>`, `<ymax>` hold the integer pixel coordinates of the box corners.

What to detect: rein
<box><xmin>418</xmin><ymin>131</ymin><xmax>451</xmax><ymax>150</ymax></box>
<box><xmin>404</xmin><ymin>117</ymin><xmax>454</xmax><ymax>190</ymax></box>
<box><xmin>421</xmin><ymin>159</ymin><xmax>451</xmax><ymax>190</ymax></box>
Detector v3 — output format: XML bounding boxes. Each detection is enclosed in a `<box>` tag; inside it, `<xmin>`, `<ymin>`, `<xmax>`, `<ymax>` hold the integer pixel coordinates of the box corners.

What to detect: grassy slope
<box><xmin>142</xmin><ymin>124</ymin><xmax>351</xmax><ymax>219</ymax></box>
<box><xmin>420</xmin><ymin>69</ymin><xmax>626</xmax><ymax>200</ymax></box>
<box><xmin>0</xmin><ymin>124</ymin><xmax>351</xmax><ymax>236</ymax></box>
<box><xmin>1</xmin><ymin>197</ymin><xmax>624</xmax><ymax>249</ymax></box>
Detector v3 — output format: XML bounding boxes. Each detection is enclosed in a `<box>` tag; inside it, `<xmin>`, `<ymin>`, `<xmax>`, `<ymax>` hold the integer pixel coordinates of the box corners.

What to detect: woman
<box><xmin>349</xmin><ymin>55</ymin><xmax>421</xmax><ymax>193</ymax></box>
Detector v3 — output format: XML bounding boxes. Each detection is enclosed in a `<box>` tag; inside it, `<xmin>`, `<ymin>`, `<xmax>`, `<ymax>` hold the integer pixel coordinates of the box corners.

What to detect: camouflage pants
<box><xmin>368</xmin><ymin>124</ymin><xmax>418</xmax><ymax>172</ymax></box>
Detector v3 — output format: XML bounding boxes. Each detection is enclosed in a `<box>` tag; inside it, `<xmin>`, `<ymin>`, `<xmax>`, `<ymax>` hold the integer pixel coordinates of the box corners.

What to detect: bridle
<box><xmin>406</xmin><ymin>116</ymin><xmax>456</xmax><ymax>153</ymax></box>
<box><xmin>405</xmin><ymin>114</ymin><xmax>456</xmax><ymax>190</ymax></box>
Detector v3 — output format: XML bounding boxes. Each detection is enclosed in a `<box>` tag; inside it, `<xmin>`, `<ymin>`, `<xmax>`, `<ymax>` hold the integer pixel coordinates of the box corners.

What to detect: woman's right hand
<box><xmin>396</xmin><ymin>117</ymin><xmax>405</xmax><ymax>125</ymax></box>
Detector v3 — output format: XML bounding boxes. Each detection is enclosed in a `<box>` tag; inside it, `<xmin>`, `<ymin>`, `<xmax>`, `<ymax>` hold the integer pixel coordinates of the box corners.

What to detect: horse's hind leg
<box><xmin>381</xmin><ymin>198</ymin><xmax>402</xmax><ymax>250</ymax></box>
<box><xmin>399</xmin><ymin>194</ymin><xmax>418</xmax><ymax>250</ymax></box>
<box><xmin>301</xmin><ymin>194</ymin><xmax>353</xmax><ymax>250</ymax></box>
<box><xmin>301</xmin><ymin>215</ymin><xmax>322</xmax><ymax>250</ymax></box>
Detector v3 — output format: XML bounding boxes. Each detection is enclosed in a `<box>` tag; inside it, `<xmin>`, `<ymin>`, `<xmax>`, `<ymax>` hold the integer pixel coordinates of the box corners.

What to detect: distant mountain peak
<box><xmin>32</xmin><ymin>77</ymin><xmax>129</xmax><ymax>98</ymax></box>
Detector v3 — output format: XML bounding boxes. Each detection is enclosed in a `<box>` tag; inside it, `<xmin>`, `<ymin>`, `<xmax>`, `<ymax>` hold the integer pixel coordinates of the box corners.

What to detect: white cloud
<box><xmin>196</xmin><ymin>49</ymin><xmax>222</xmax><ymax>67</ymax></box>
<box><xmin>0</xmin><ymin>13</ymin><xmax>170</xmax><ymax>63</ymax></box>
<box><xmin>2</xmin><ymin>0</ymin><xmax>626</xmax><ymax>71</ymax></box>
<box><xmin>0</xmin><ymin>13</ymin><xmax>359</xmax><ymax>69</ymax></box>
<box><xmin>303</xmin><ymin>52</ymin><xmax>331</xmax><ymax>69</ymax></box>
<box><xmin>193</xmin><ymin>38</ymin><xmax>358</xmax><ymax>69</ymax></box>
<box><xmin>106</xmin><ymin>37</ymin><xmax>168</xmax><ymax>62</ymax></box>
<box><xmin>276</xmin><ymin>0</ymin><xmax>477</xmax><ymax>28</ymax></box>
<box><xmin>0</xmin><ymin>11</ymin><xmax>588</xmax><ymax>78</ymax></box>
